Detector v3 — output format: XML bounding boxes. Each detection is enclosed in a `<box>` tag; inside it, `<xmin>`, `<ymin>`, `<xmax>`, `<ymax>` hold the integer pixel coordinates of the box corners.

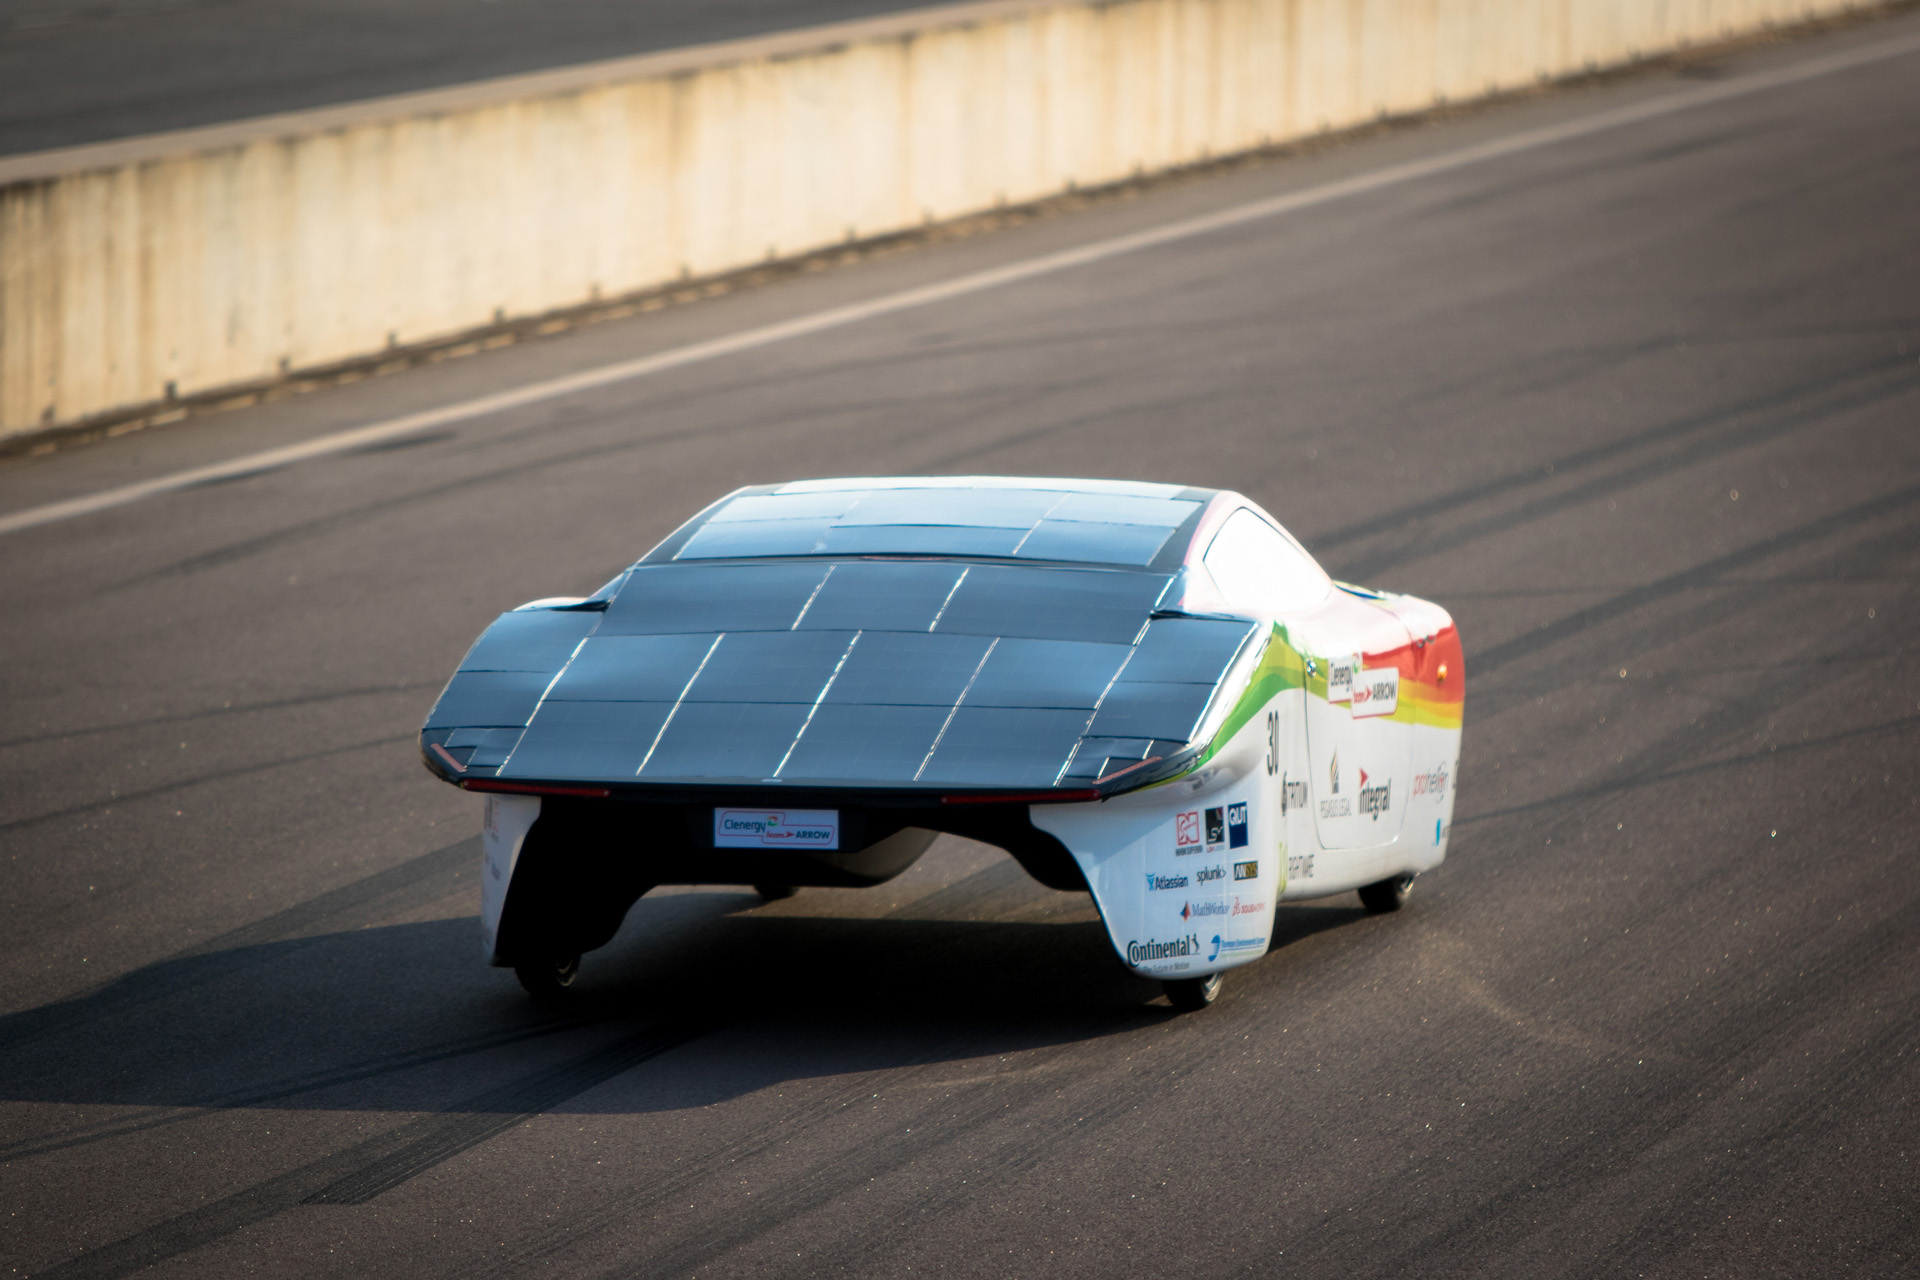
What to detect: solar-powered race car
<box><xmin>421</xmin><ymin>477</ymin><xmax>1463</xmax><ymax>1009</ymax></box>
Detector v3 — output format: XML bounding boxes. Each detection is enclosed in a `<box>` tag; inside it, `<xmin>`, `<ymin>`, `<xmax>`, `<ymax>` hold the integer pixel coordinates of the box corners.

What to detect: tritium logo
<box><xmin>1280</xmin><ymin>773</ymin><xmax>1307</xmax><ymax>815</ymax></box>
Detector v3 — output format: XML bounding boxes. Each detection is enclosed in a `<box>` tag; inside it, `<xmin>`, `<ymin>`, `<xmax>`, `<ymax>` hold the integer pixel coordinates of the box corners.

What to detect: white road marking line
<box><xmin>4</xmin><ymin>29</ymin><xmax>1915</xmax><ymax>541</ymax></box>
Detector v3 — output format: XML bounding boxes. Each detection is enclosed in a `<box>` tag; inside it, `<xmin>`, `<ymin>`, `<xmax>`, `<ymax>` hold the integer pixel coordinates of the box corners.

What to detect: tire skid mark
<box><xmin>0</xmin><ymin>837</ymin><xmax>475</xmax><ymax>1051</ymax></box>
<box><xmin>32</xmin><ymin>1018</ymin><xmax>709</xmax><ymax>1280</ymax></box>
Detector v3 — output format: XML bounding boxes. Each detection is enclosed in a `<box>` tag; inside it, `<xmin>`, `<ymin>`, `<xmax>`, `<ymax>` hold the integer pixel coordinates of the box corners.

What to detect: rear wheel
<box><xmin>514</xmin><ymin>955</ymin><xmax>580</xmax><ymax>1002</ymax></box>
<box><xmin>753</xmin><ymin>884</ymin><xmax>798</xmax><ymax>901</ymax></box>
<box><xmin>1163</xmin><ymin>972</ymin><xmax>1222</xmax><ymax>1011</ymax></box>
<box><xmin>1358</xmin><ymin>873</ymin><xmax>1414</xmax><ymax>914</ymax></box>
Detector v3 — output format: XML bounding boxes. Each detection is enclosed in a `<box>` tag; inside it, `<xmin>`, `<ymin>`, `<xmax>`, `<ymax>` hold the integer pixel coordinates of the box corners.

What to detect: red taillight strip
<box><xmin>942</xmin><ymin>788</ymin><xmax>1100</xmax><ymax>806</ymax></box>
<box><xmin>461</xmin><ymin>779</ymin><xmax>612</xmax><ymax>798</ymax></box>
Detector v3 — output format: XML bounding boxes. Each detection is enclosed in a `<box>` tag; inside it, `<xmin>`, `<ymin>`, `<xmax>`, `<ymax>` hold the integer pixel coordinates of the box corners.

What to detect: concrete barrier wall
<box><xmin>0</xmin><ymin>0</ymin><xmax>1868</xmax><ymax>438</ymax></box>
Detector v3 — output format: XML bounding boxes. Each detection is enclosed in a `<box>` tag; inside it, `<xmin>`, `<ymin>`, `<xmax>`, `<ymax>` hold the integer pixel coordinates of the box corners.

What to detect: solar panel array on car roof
<box><xmin>422</xmin><ymin>480</ymin><xmax>1259</xmax><ymax>788</ymax></box>
<box><xmin>425</xmin><ymin>564</ymin><xmax>1258</xmax><ymax>788</ymax></box>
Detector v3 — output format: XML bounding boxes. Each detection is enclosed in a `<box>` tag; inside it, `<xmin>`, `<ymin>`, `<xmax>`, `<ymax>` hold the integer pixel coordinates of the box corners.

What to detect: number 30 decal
<box><xmin>1265</xmin><ymin>710</ymin><xmax>1280</xmax><ymax>776</ymax></box>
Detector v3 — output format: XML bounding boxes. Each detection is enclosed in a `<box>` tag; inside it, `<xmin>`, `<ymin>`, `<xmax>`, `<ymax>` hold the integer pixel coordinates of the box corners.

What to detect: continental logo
<box><xmin>1126</xmin><ymin>935</ymin><xmax>1200</xmax><ymax>965</ymax></box>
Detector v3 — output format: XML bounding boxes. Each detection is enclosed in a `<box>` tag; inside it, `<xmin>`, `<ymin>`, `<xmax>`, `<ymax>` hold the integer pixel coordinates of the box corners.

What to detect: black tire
<box><xmin>1163</xmin><ymin>972</ymin><xmax>1223</xmax><ymax>1011</ymax></box>
<box><xmin>753</xmin><ymin>884</ymin><xmax>798</xmax><ymax>901</ymax></box>
<box><xmin>1358</xmin><ymin>873</ymin><xmax>1414</xmax><ymax>914</ymax></box>
<box><xmin>514</xmin><ymin>955</ymin><xmax>580</xmax><ymax>1002</ymax></box>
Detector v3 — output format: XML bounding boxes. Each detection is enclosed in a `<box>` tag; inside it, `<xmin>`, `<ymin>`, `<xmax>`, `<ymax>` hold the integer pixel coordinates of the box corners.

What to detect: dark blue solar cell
<box><xmin>839</xmin><ymin>487</ymin><xmax>1059</xmax><ymax>527</ymax></box>
<box><xmin>794</xmin><ymin>561</ymin><xmax>967</xmax><ymax>632</ymax></box>
<box><xmin>674</xmin><ymin>518</ymin><xmax>829</xmax><ymax>559</ymax></box>
<box><xmin>423</xmin><ymin>670</ymin><xmax>553</xmax><ymax>730</ymax></box>
<box><xmin>1122</xmin><ymin>618</ymin><xmax>1260</xmax><ymax>684</ymax></box>
<box><xmin>963</xmin><ymin>638</ymin><xmax>1131</xmax><ymax>709</ymax></box>
<box><xmin>1087</xmin><ymin>681</ymin><xmax>1216</xmax><ymax>742</ymax></box>
<box><xmin>457</xmin><ymin>609</ymin><xmax>598</xmax><ymax>672</ymax></box>
<box><xmin>933</xmin><ymin>566</ymin><xmax>1169</xmax><ymax>644</ymax></box>
<box><xmin>1012</xmin><ymin>520</ymin><xmax>1177</xmax><ymax>566</ymax></box>
<box><xmin>596</xmin><ymin>564</ymin><xmax>829</xmax><ymax>634</ymax></box>
<box><xmin>545</xmin><ymin>633</ymin><xmax>718</xmax><ymax>702</ymax></box>
<box><xmin>776</xmin><ymin>703</ymin><xmax>951</xmax><ymax>782</ymax></box>
<box><xmin>681</xmin><ymin>631</ymin><xmax>856</xmax><ymax>703</ymax></box>
<box><xmin>502</xmin><ymin>700</ymin><xmax>675</xmax><ymax>780</ymax></box>
<box><xmin>1044</xmin><ymin>493</ymin><xmax>1200</xmax><ymax>526</ymax></box>
<box><xmin>446</xmin><ymin>726</ymin><xmax>527</xmax><ymax>768</ymax></box>
<box><xmin>638</xmin><ymin>701</ymin><xmax>813</xmax><ymax>780</ymax></box>
<box><xmin>710</xmin><ymin>492</ymin><xmax>861</xmax><ymax>522</ymax></box>
<box><xmin>817</xmin><ymin>524</ymin><xmax>1027</xmax><ymax>556</ymax></box>
<box><xmin>822</xmin><ymin>631</ymin><xmax>992</xmax><ymax>706</ymax></box>
<box><xmin>917</xmin><ymin>706</ymin><xmax>1092</xmax><ymax>787</ymax></box>
<box><xmin>1058</xmin><ymin>735</ymin><xmax>1157</xmax><ymax>780</ymax></box>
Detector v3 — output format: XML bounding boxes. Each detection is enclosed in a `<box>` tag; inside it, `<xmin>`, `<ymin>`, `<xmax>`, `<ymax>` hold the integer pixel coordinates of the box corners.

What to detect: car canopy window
<box><xmin>1202</xmin><ymin>508</ymin><xmax>1330</xmax><ymax>614</ymax></box>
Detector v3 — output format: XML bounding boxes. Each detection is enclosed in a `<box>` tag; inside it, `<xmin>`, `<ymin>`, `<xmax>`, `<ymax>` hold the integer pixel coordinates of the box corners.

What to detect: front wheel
<box><xmin>514</xmin><ymin>955</ymin><xmax>580</xmax><ymax>1002</ymax></box>
<box><xmin>1163</xmin><ymin>972</ymin><xmax>1222</xmax><ymax>1011</ymax></box>
<box><xmin>1358</xmin><ymin>873</ymin><xmax>1414</xmax><ymax>914</ymax></box>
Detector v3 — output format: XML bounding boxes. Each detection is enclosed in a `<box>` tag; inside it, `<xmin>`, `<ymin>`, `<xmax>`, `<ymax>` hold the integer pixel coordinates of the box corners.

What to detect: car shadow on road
<box><xmin>0</xmin><ymin>877</ymin><xmax>1366</xmax><ymax>1155</ymax></box>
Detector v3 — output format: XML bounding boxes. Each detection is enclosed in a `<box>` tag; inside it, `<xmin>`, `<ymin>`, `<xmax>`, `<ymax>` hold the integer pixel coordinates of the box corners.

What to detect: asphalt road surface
<box><xmin>3</xmin><ymin>13</ymin><xmax>1918</xmax><ymax>1278</ymax></box>
<box><xmin>0</xmin><ymin>0</ymin><xmax>961</xmax><ymax>156</ymax></box>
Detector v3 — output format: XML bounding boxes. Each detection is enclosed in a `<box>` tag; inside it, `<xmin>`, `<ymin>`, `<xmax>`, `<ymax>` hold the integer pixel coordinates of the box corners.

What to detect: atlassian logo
<box><xmin>1194</xmin><ymin>864</ymin><xmax>1226</xmax><ymax>885</ymax></box>
<box><xmin>1145</xmin><ymin>872</ymin><xmax>1190</xmax><ymax>892</ymax></box>
<box><xmin>1357</xmin><ymin>768</ymin><xmax>1392</xmax><ymax>821</ymax></box>
<box><xmin>1127</xmin><ymin>935</ymin><xmax>1200</xmax><ymax>964</ymax></box>
<box><xmin>1411</xmin><ymin>763</ymin><xmax>1451</xmax><ymax>799</ymax></box>
<box><xmin>1181</xmin><ymin>901</ymin><xmax>1229</xmax><ymax>920</ymax></box>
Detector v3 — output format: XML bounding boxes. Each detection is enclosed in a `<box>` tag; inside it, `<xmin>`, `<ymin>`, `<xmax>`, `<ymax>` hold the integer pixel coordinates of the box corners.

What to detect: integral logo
<box><xmin>1127</xmin><ymin>934</ymin><xmax>1200</xmax><ymax>965</ymax></box>
<box><xmin>1280</xmin><ymin>773</ymin><xmax>1307</xmax><ymax>815</ymax></box>
<box><xmin>1233</xmin><ymin>860</ymin><xmax>1259</xmax><ymax>881</ymax></box>
<box><xmin>1357</xmin><ymin>769</ymin><xmax>1392</xmax><ymax>821</ymax></box>
<box><xmin>714</xmin><ymin>808</ymin><xmax>839</xmax><ymax>849</ymax></box>
<box><xmin>1181</xmin><ymin>900</ymin><xmax>1229</xmax><ymax>920</ymax></box>
<box><xmin>1175</xmin><ymin>809</ymin><xmax>1202</xmax><ymax>852</ymax></box>
<box><xmin>1145</xmin><ymin>871</ymin><xmax>1190</xmax><ymax>892</ymax></box>
<box><xmin>1195</xmin><ymin>864</ymin><xmax>1226</xmax><ymax>885</ymax></box>
<box><xmin>1227</xmin><ymin>801</ymin><xmax>1249</xmax><ymax>848</ymax></box>
<box><xmin>1411</xmin><ymin>762</ymin><xmax>1451</xmax><ymax>799</ymax></box>
<box><xmin>1205</xmin><ymin>806</ymin><xmax>1226</xmax><ymax>847</ymax></box>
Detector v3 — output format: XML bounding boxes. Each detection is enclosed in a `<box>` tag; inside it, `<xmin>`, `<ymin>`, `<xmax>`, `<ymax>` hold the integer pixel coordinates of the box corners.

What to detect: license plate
<box><xmin>713</xmin><ymin>808</ymin><xmax>839</xmax><ymax>850</ymax></box>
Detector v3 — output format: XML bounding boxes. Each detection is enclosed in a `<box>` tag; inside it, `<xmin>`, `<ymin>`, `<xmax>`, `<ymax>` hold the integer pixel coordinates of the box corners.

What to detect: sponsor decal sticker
<box><xmin>1280</xmin><ymin>773</ymin><xmax>1307</xmax><ymax>815</ymax></box>
<box><xmin>1205</xmin><ymin>807</ymin><xmax>1226</xmax><ymax>847</ymax></box>
<box><xmin>1127</xmin><ymin>935</ymin><xmax>1201</xmax><ymax>965</ymax></box>
<box><xmin>1357</xmin><ymin>768</ymin><xmax>1392</xmax><ymax>822</ymax></box>
<box><xmin>1175</xmin><ymin>809</ymin><xmax>1202</xmax><ymax>853</ymax></box>
<box><xmin>1288</xmin><ymin>850</ymin><xmax>1316</xmax><ymax>880</ymax></box>
<box><xmin>1145</xmin><ymin>871</ymin><xmax>1190</xmax><ymax>892</ymax></box>
<box><xmin>1327</xmin><ymin>654</ymin><xmax>1359</xmax><ymax>703</ymax></box>
<box><xmin>1233</xmin><ymin>860</ymin><xmax>1259</xmax><ymax>881</ymax></box>
<box><xmin>1181</xmin><ymin>900</ymin><xmax>1230</xmax><ymax>920</ymax></box>
<box><xmin>714</xmin><ymin>808</ymin><xmax>839</xmax><ymax>849</ymax></box>
<box><xmin>1194</xmin><ymin>864</ymin><xmax>1226</xmax><ymax>885</ymax></box>
<box><xmin>1411</xmin><ymin>762</ymin><xmax>1451</xmax><ymax>799</ymax></box>
<box><xmin>1320</xmin><ymin>751</ymin><xmax>1351</xmax><ymax>817</ymax></box>
<box><xmin>1231</xmin><ymin>897</ymin><xmax>1267</xmax><ymax>916</ymax></box>
<box><xmin>1227</xmin><ymin>801</ymin><xmax>1249</xmax><ymax>848</ymax></box>
<box><xmin>1350</xmin><ymin>667</ymin><xmax>1400</xmax><ymax>719</ymax></box>
<box><xmin>1207</xmin><ymin>934</ymin><xmax>1267</xmax><ymax>962</ymax></box>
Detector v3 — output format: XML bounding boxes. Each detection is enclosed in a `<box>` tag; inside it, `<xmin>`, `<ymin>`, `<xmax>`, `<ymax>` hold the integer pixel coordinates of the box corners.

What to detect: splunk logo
<box><xmin>1194</xmin><ymin>864</ymin><xmax>1226</xmax><ymax>885</ymax></box>
<box><xmin>1127</xmin><ymin>935</ymin><xmax>1200</xmax><ymax>965</ymax></box>
<box><xmin>1145</xmin><ymin>871</ymin><xmax>1190</xmax><ymax>892</ymax></box>
<box><xmin>1357</xmin><ymin>769</ymin><xmax>1392</xmax><ymax>821</ymax></box>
